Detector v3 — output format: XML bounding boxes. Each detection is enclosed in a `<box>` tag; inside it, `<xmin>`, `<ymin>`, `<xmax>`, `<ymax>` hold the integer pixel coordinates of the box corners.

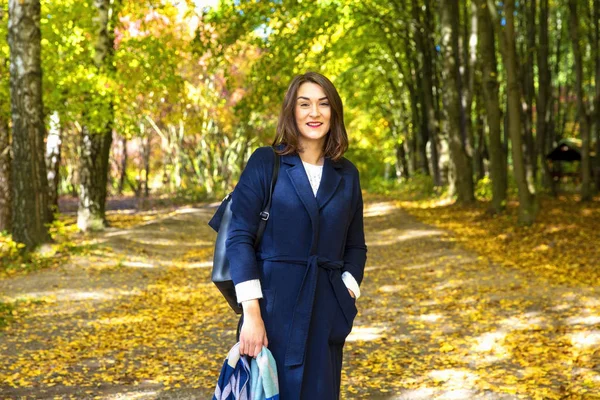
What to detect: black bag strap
<box><xmin>253</xmin><ymin>147</ymin><xmax>280</xmax><ymax>248</ymax></box>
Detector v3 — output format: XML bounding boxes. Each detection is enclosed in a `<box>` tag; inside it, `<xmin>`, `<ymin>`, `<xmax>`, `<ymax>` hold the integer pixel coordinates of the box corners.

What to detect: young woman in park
<box><xmin>226</xmin><ymin>71</ymin><xmax>367</xmax><ymax>399</ymax></box>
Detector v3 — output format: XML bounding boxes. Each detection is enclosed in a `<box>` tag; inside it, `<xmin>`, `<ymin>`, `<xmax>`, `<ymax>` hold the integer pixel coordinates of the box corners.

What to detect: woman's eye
<box><xmin>300</xmin><ymin>103</ymin><xmax>309</xmax><ymax>107</ymax></box>
<box><xmin>320</xmin><ymin>103</ymin><xmax>329</xmax><ymax>106</ymax></box>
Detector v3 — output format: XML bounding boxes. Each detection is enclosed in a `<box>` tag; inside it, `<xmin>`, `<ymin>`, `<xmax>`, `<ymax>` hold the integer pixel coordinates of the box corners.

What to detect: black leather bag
<box><xmin>208</xmin><ymin>147</ymin><xmax>280</xmax><ymax>314</ymax></box>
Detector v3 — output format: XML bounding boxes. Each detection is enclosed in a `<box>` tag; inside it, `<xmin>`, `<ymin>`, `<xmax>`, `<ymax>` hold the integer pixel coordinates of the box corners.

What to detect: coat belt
<box><xmin>258</xmin><ymin>255</ymin><xmax>355</xmax><ymax>367</ymax></box>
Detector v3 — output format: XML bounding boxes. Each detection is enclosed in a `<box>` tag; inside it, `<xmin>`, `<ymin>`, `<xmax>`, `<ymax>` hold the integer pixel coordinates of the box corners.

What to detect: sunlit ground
<box><xmin>0</xmin><ymin>196</ymin><xmax>599</xmax><ymax>399</ymax></box>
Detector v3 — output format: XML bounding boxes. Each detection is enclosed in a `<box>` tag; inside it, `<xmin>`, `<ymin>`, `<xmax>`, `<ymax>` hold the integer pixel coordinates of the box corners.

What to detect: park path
<box><xmin>1</xmin><ymin>198</ymin><xmax>599</xmax><ymax>399</ymax></box>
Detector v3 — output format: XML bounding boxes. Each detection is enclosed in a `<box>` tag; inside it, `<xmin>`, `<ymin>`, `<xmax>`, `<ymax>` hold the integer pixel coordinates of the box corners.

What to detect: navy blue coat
<box><xmin>226</xmin><ymin>145</ymin><xmax>367</xmax><ymax>400</ymax></box>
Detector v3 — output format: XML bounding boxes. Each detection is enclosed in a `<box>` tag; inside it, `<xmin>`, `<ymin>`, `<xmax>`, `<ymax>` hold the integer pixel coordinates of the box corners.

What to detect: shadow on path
<box><xmin>0</xmin><ymin>199</ymin><xmax>598</xmax><ymax>399</ymax></box>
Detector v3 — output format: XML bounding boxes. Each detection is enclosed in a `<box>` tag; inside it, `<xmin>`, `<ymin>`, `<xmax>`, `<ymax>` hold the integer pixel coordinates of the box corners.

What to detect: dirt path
<box><xmin>1</xmin><ymin>200</ymin><xmax>598</xmax><ymax>399</ymax></box>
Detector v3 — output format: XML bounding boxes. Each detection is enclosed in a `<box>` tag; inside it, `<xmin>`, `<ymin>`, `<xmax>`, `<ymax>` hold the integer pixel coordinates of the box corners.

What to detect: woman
<box><xmin>226</xmin><ymin>71</ymin><xmax>367</xmax><ymax>400</ymax></box>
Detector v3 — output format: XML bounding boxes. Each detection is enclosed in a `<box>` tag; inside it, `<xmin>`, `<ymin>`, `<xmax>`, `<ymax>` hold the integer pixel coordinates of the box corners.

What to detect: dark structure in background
<box><xmin>546</xmin><ymin>139</ymin><xmax>597</xmax><ymax>191</ymax></box>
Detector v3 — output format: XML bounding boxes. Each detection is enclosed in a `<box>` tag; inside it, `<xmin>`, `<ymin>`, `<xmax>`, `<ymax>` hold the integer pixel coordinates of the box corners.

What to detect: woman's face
<box><xmin>294</xmin><ymin>82</ymin><xmax>331</xmax><ymax>147</ymax></box>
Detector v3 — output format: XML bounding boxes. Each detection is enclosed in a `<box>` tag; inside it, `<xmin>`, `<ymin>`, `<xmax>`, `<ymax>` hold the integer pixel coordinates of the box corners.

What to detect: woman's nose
<box><xmin>310</xmin><ymin>104</ymin><xmax>320</xmax><ymax>117</ymax></box>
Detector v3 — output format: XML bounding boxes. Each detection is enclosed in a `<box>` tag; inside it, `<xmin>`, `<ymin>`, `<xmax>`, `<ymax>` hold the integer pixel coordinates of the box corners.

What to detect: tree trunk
<box><xmin>476</xmin><ymin>0</ymin><xmax>507</xmax><ymax>213</ymax></box>
<box><xmin>523</xmin><ymin>0</ymin><xmax>537</xmax><ymax>183</ymax></box>
<box><xmin>395</xmin><ymin>141</ymin><xmax>410</xmax><ymax>182</ymax></box>
<box><xmin>553</xmin><ymin>17</ymin><xmax>565</xmax><ymax>147</ymax></box>
<box><xmin>410</xmin><ymin>68</ymin><xmax>429</xmax><ymax>175</ymax></box>
<box><xmin>537</xmin><ymin>0</ymin><xmax>553</xmax><ymax>191</ymax></box>
<box><xmin>0</xmin><ymin>115</ymin><xmax>10</xmax><ymax>232</ymax></box>
<box><xmin>77</xmin><ymin>0</ymin><xmax>118</xmax><ymax>231</ymax></box>
<box><xmin>568</xmin><ymin>0</ymin><xmax>592</xmax><ymax>201</ymax></box>
<box><xmin>463</xmin><ymin>0</ymin><xmax>477</xmax><ymax>178</ymax></box>
<box><xmin>474</xmin><ymin>91</ymin><xmax>486</xmax><ymax>182</ymax></box>
<box><xmin>413</xmin><ymin>0</ymin><xmax>441</xmax><ymax>186</ymax></box>
<box><xmin>118</xmin><ymin>136</ymin><xmax>127</xmax><ymax>195</ymax></box>
<box><xmin>408</xmin><ymin>93</ymin><xmax>420</xmax><ymax>175</ymax></box>
<box><xmin>46</xmin><ymin>111</ymin><xmax>61</xmax><ymax>220</ymax></box>
<box><xmin>8</xmin><ymin>0</ymin><xmax>51</xmax><ymax>248</ymax></box>
<box><xmin>593</xmin><ymin>0</ymin><xmax>600</xmax><ymax>191</ymax></box>
<box><xmin>440</xmin><ymin>0</ymin><xmax>474</xmax><ymax>204</ymax></box>
<box><xmin>143</xmin><ymin>135</ymin><xmax>150</xmax><ymax>198</ymax></box>
<box><xmin>78</xmin><ymin>124</ymin><xmax>111</xmax><ymax>230</ymax></box>
<box><xmin>491</xmin><ymin>0</ymin><xmax>538</xmax><ymax>223</ymax></box>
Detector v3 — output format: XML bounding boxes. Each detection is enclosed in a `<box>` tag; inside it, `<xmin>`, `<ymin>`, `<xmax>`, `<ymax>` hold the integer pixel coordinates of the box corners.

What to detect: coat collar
<box><xmin>280</xmin><ymin>152</ymin><xmax>343</xmax><ymax>210</ymax></box>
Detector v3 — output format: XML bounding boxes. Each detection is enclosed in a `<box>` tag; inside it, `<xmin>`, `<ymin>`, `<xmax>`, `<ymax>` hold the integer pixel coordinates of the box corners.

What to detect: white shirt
<box><xmin>234</xmin><ymin>160</ymin><xmax>362</xmax><ymax>303</ymax></box>
<box><xmin>302</xmin><ymin>160</ymin><xmax>323</xmax><ymax>196</ymax></box>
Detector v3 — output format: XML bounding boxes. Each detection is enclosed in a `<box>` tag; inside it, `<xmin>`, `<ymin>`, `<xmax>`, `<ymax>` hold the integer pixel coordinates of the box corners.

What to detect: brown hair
<box><xmin>272</xmin><ymin>72</ymin><xmax>348</xmax><ymax>161</ymax></box>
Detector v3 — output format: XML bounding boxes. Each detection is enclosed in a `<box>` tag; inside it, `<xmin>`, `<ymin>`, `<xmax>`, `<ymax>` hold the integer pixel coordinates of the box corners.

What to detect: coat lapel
<box><xmin>283</xmin><ymin>153</ymin><xmax>320</xmax><ymax>245</ymax></box>
<box><xmin>316</xmin><ymin>157</ymin><xmax>342</xmax><ymax>210</ymax></box>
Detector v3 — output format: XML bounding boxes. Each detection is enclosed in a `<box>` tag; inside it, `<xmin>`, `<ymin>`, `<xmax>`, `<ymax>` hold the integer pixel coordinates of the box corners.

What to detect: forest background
<box><xmin>1</xmin><ymin>0</ymin><xmax>600</xmax><ymax>249</ymax></box>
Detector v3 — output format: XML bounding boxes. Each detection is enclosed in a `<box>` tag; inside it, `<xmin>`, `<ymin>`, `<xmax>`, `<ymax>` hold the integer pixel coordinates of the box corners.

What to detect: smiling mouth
<box><xmin>307</xmin><ymin>122</ymin><xmax>323</xmax><ymax>127</ymax></box>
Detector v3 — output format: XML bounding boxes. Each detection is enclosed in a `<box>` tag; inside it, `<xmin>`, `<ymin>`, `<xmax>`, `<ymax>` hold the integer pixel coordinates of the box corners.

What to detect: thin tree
<box><xmin>77</xmin><ymin>0</ymin><xmax>120</xmax><ymax>231</ymax></box>
<box><xmin>7</xmin><ymin>0</ymin><xmax>51</xmax><ymax>247</ymax></box>
<box><xmin>411</xmin><ymin>0</ymin><xmax>441</xmax><ymax>186</ymax></box>
<box><xmin>536</xmin><ymin>0</ymin><xmax>554</xmax><ymax>191</ymax></box>
<box><xmin>522</xmin><ymin>0</ymin><xmax>537</xmax><ymax>184</ymax></box>
<box><xmin>46</xmin><ymin>111</ymin><xmax>61</xmax><ymax>220</ymax></box>
<box><xmin>487</xmin><ymin>0</ymin><xmax>538</xmax><ymax>224</ymax></box>
<box><xmin>440</xmin><ymin>0</ymin><xmax>475</xmax><ymax>203</ymax></box>
<box><xmin>474</xmin><ymin>0</ymin><xmax>507</xmax><ymax>213</ymax></box>
<box><xmin>0</xmin><ymin>115</ymin><xmax>9</xmax><ymax>233</ymax></box>
<box><xmin>592</xmin><ymin>0</ymin><xmax>600</xmax><ymax>191</ymax></box>
<box><xmin>568</xmin><ymin>0</ymin><xmax>592</xmax><ymax>201</ymax></box>
<box><xmin>0</xmin><ymin>2</ymin><xmax>10</xmax><ymax>232</ymax></box>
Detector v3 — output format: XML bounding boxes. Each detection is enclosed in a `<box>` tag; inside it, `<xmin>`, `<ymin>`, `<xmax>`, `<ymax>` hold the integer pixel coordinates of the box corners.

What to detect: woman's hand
<box><xmin>239</xmin><ymin>299</ymin><xmax>268</xmax><ymax>358</ymax></box>
<box><xmin>348</xmin><ymin>288</ymin><xmax>356</xmax><ymax>299</ymax></box>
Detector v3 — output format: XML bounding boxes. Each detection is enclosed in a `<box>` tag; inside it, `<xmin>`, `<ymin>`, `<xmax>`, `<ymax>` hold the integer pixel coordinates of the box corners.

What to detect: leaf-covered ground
<box><xmin>0</xmin><ymin>196</ymin><xmax>599</xmax><ymax>399</ymax></box>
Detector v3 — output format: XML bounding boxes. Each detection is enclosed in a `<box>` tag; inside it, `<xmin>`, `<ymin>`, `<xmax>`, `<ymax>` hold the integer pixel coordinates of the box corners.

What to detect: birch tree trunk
<box><xmin>46</xmin><ymin>111</ymin><xmax>61</xmax><ymax>220</ymax></box>
<box><xmin>8</xmin><ymin>0</ymin><xmax>51</xmax><ymax>248</ymax></box>
<box><xmin>77</xmin><ymin>0</ymin><xmax>119</xmax><ymax>231</ymax></box>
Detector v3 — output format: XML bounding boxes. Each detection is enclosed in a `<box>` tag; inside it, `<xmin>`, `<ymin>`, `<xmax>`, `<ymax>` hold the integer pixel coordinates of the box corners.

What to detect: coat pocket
<box><xmin>329</xmin><ymin>277</ymin><xmax>358</xmax><ymax>344</ymax></box>
<box><xmin>333</xmin><ymin>276</ymin><xmax>358</xmax><ymax>327</ymax></box>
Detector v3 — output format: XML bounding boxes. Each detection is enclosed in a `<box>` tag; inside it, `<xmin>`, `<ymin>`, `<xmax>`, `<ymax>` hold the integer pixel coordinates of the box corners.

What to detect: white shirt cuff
<box><xmin>341</xmin><ymin>271</ymin><xmax>361</xmax><ymax>299</ymax></box>
<box><xmin>235</xmin><ymin>279</ymin><xmax>263</xmax><ymax>303</ymax></box>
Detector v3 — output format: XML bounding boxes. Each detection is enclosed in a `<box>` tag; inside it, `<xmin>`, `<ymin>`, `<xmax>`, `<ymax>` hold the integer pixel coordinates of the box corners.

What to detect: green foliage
<box><xmin>366</xmin><ymin>173</ymin><xmax>446</xmax><ymax>201</ymax></box>
<box><xmin>476</xmin><ymin>173</ymin><xmax>535</xmax><ymax>203</ymax></box>
<box><xmin>40</xmin><ymin>0</ymin><xmax>99</xmax><ymax>127</ymax></box>
<box><xmin>397</xmin><ymin>173</ymin><xmax>442</xmax><ymax>200</ymax></box>
<box><xmin>0</xmin><ymin>230</ymin><xmax>25</xmax><ymax>261</ymax></box>
<box><xmin>0</xmin><ymin>300</ymin><xmax>14</xmax><ymax>329</ymax></box>
<box><xmin>475</xmin><ymin>175</ymin><xmax>493</xmax><ymax>201</ymax></box>
<box><xmin>0</xmin><ymin>217</ymin><xmax>78</xmax><ymax>275</ymax></box>
<box><xmin>2</xmin><ymin>0</ymin><xmax>586</xmax><ymax>216</ymax></box>
<box><xmin>366</xmin><ymin>176</ymin><xmax>400</xmax><ymax>195</ymax></box>
<box><xmin>172</xmin><ymin>186</ymin><xmax>211</xmax><ymax>203</ymax></box>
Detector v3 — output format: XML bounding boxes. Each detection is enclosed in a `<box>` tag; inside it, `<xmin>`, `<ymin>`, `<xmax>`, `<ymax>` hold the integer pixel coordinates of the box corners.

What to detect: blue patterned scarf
<box><xmin>213</xmin><ymin>343</ymin><xmax>279</xmax><ymax>400</ymax></box>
